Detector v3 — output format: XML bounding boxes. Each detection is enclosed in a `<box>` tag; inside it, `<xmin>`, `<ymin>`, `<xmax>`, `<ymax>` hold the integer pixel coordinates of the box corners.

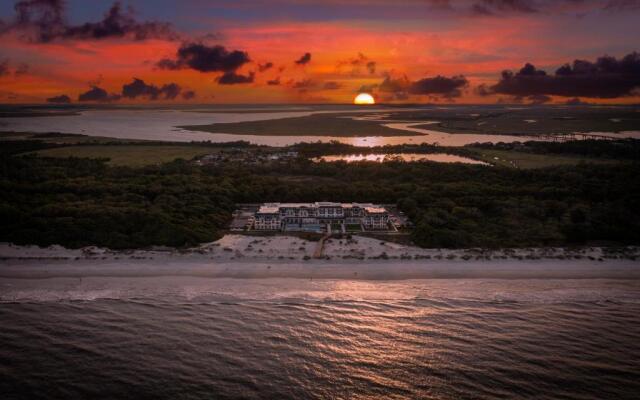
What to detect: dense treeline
<box><xmin>291</xmin><ymin>141</ymin><xmax>477</xmax><ymax>158</ymax></box>
<box><xmin>0</xmin><ymin>140</ymin><xmax>60</xmax><ymax>157</ymax></box>
<box><xmin>472</xmin><ymin>139</ymin><xmax>640</xmax><ymax>159</ymax></box>
<box><xmin>1</xmin><ymin>143</ymin><xmax>639</xmax><ymax>249</ymax></box>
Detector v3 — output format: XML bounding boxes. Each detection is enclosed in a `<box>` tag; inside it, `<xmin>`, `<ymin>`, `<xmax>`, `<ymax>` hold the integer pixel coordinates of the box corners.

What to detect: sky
<box><xmin>0</xmin><ymin>0</ymin><xmax>639</xmax><ymax>104</ymax></box>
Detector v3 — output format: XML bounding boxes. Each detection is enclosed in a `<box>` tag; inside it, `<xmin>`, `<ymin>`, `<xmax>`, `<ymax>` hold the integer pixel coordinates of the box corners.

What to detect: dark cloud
<box><xmin>381</xmin><ymin>91</ymin><xmax>410</xmax><ymax>102</ymax></box>
<box><xmin>475</xmin><ymin>83</ymin><xmax>492</xmax><ymax>96</ymax></box>
<box><xmin>267</xmin><ymin>77</ymin><xmax>281</xmax><ymax>85</ymax></box>
<box><xmin>292</xmin><ymin>79</ymin><xmax>314</xmax><ymax>89</ymax></box>
<box><xmin>366</xmin><ymin>61</ymin><xmax>377</xmax><ymax>74</ymax></box>
<box><xmin>471</xmin><ymin>0</ymin><xmax>538</xmax><ymax>15</ymax></box>
<box><xmin>603</xmin><ymin>0</ymin><xmax>640</xmax><ymax>11</ymax></box>
<box><xmin>485</xmin><ymin>52</ymin><xmax>640</xmax><ymax>98</ymax></box>
<box><xmin>337</xmin><ymin>53</ymin><xmax>377</xmax><ymax>75</ymax></box>
<box><xmin>161</xmin><ymin>83</ymin><xmax>181</xmax><ymax>99</ymax></box>
<box><xmin>182</xmin><ymin>90</ymin><xmax>196</xmax><ymax>100</ymax></box>
<box><xmin>409</xmin><ymin>75</ymin><xmax>468</xmax><ymax>97</ymax></box>
<box><xmin>565</xmin><ymin>97</ymin><xmax>590</xmax><ymax>105</ymax></box>
<box><xmin>217</xmin><ymin>71</ymin><xmax>254</xmax><ymax>84</ymax></box>
<box><xmin>527</xmin><ymin>94</ymin><xmax>552</xmax><ymax>104</ymax></box>
<box><xmin>157</xmin><ymin>43</ymin><xmax>250</xmax><ymax>73</ymax></box>
<box><xmin>46</xmin><ymin>94</ymin><xmax>71</xmax><ymax>103</ymax></box>
<box><xmin>3</xmin><ymin>0</ymin><xmax>178</xmax><ymax>43</ymax></box>
<box><xmin>78</xmin><ymin>86</ymin><xmax>120</xmax><ymax>102</ymax></box>
<box><xmin>468</xmin><ymin>0</ymin><xmax>640</xmax><ymax>15</ymax></box>
<box><xmin>258</xmin><ymin>62</ymin><xmax>273</xmax><ymax>72</ymax></box>
<box><xmin>295</xmin><ymin>52</ymin><xmax>311</xmax><ymax>65</ymax></box>
<box><xmin>121</xmin><ymin>78</ymin><xmax>183</xmax><ymax>100</ymax></box>
<box><xmin>323</xmin><ymin>81</ymin><xmax>342</xmax><ymax>90</ymax></box>
<box><xmin>378</xmin><ymin>75</ymin><xmax>411</xmax><ymax>93</ymax></box>
<box><xmin>376</xmin><ymin>73</ymin><xmax>467</xmax><ymax>99</ymax></box>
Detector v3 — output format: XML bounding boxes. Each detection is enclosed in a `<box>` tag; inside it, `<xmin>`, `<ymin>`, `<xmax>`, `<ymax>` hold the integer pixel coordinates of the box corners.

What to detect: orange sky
<box><xmin>1</xmin><ymin>0</ymin><xmax>639</xmax><ymax>104</ymax></box>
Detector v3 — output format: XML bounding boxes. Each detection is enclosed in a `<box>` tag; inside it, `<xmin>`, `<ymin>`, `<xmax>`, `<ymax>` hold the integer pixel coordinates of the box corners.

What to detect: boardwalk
<box><xmin>313</xmin><ymin>224</ymin><xmax>331</xmax><ymax>259</ymax></box>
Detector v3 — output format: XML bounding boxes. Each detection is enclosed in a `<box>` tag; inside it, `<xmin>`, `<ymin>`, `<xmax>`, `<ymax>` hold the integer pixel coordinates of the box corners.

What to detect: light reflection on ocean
<box><xmin>1</xmin><ymin>277</ymin><xmax>640</xmax><ymax>399</ymax></box>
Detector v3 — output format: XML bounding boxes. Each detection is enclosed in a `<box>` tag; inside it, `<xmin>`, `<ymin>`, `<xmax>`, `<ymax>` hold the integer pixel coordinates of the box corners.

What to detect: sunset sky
<box><xmin>1</xmin><ymin>0</ymin><xmax>639</xmax><ymax>104</ymax></box>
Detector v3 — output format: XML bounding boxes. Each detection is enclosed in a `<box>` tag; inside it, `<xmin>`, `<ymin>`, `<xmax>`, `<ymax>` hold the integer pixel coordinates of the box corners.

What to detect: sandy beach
<box><xmin>1</xmin><ymin>235</ymin><xmax>638</xmax><ymax>280</ymax></box>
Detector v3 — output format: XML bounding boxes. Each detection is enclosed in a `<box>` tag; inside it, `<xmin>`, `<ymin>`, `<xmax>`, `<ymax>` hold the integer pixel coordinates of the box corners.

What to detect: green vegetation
<box><xmin>179</xmin><ymin>113</ymin><xmax>410</xmax><ymax>136</ymax></box>
<box><xmin>466</xmin><ymin>139</ymin><xmax>639</xmax><ymax>169</ymax></box>
<box><xmin>1</xmin><ymin>139</ymin><xmax>639</xmax><ymax>249</ymax></box>
<box><xmin>387</xmin><ymin>106</ymin><xmax>640</xmax><ymax>136</ymax></box>
<box><xmin>0</xmin><ymin>131</ymin><xmax>148</xmax><ymax>144</ymax></box>
<box><xmin>179</xmin><ymin>106</ymin><xmax>640</xmax><ymax>138</ymax></box>
<box><xmin>467</xmin><ymin>148</ymin><xmax>615</xmax><ymax>169</ymax></box>
<box><xmin>32</xmin><ymin>145</ymin><xmax>219</xmax><ymax>166</ymax></box>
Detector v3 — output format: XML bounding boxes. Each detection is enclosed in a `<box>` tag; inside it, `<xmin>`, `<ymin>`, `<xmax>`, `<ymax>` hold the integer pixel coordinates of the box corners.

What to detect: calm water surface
<box><xmin>4</xmin><ymin>107</ymin><xmax>639</xmax><ymax>147</ymax></box>
<box><xmin>1</xmin><ymin>277</ymin><xmax>639</xmax><ymax>399</ymax></box>
<box><xmin>315</xmin><ymin>153</ymin><xmax>489</xmax><ymax>164</ymax></box>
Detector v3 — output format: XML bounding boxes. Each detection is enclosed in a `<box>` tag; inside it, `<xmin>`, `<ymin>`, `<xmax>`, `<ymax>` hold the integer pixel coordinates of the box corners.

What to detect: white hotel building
<box><xmin>253</xmin><ymin>202</ymin><xmax>390</xmax><ymax>231</ymax></box>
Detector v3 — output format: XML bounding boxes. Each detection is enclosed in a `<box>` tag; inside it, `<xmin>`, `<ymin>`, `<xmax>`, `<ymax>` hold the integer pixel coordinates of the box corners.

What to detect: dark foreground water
<box><xmin>1</xmin><ymin>278</ymin><xmax>640</xmax><ymax>399</ymax></box>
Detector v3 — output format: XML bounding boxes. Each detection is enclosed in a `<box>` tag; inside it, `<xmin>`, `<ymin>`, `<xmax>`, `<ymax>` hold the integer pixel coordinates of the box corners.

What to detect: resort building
<box><xmin>253</xmin><ymin>202</ymin><xmax>391</xmax><ymax>231</ymax></box>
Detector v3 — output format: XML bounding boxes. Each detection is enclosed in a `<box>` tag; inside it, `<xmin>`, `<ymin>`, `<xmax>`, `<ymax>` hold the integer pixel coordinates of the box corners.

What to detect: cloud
<box><xmin>378</xmin><ymin>75</ymin><xmax>411</xmax><ymax>93</ymax></box>
<box><xmin>484</xmin><ymin>52</ymin><xmax>640</xmax><ymax>98</ymax></box>
<box><xmin>376</xmin><ymin>73</ymin><xmax>468</xmax><ymax>99</ymax></box>
<box><xmin>46</xmin><ymin>94</ymin><xmax>71</xmax><ymax>103</ymax></box>
<box><xmin>292</xmin><ymin>78</ymin><xmax>314</xmax><ymax>89</ymax></box>
<box><xmin>182</xmin><ymin>90</ymin><xmax>196</xmax><ymax>100</ymax></box>
<box><xmin>3</xmin><ymin>0</ymin><xmax>178</xmax><ymax>43</ymax></box>
<box><xmin>217</xmin><ymin>71</ymin><xmax>255</xmax><ymax>84</ymax></box>
<box><xmin>470</xmin><ymin>0</ymin><xmax>538</xmax><ymax>15</ymax></box>
<box><xmin>366</xmin><ymin>61</ymin><xmax>377</xmax><ymax>74</ymax></box>
<box><xmin>565</xmin><ymin>97</ymin><xmax>590</xmax><ymax>105</ymax></box>
<box><xmin>603</xmin><ymin>0</ymin><xmax>640</xmax><ymax>11</ymax></box>
<box><xmin>337</xmin><ymin>53</ymin><xmax>377</xmax><ymax>75</ymax></box>
<box><xmin>78</xmin><ymin>86</ymin><xmax>120</xmax><ymax>102</ymax></box>
<box><xmin>409</xmin><ymin>75</ymin><xmax>468</xmax><ymax>97</ymax></box>
<box><xmin>381</xmin><ymin>91</ymin><xmax>410</xmax><ymax>102</ymax></box>
<box><xmin>121</xmin><ymin>78</ymin><xmax>183</xmax><ymax>100</ymax></box>
<box><xmin>258</xmin><ymin>62</ymin><xmax>273</xmax><ymax>72</ymax></box>
<box><xmin>157</xmin><ymin>43</ymin><xmax>250</xmax><ymax>73</ymax></box>
<box><xmin>526</xmin><ymin>94</ymin><xmax>552</xmax><ymax>104</ymax></box>
<box><xmin>295</xmin><ymin>52</ymin><xmax>312</xmax><ymax>65</ymax></box>
<box><xmin>323</xmin><ymin>81</ymin><xmax>342</xmax><ymax>90</ymax></box>
<box><xmin>267</xmin><ymin>77</ymin><xmax>281</xmax><ymax>85</ymax></box>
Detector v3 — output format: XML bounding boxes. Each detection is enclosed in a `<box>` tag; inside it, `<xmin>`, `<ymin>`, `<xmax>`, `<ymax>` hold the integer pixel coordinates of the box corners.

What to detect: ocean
<box><xmin>1</xmin><ymin>277</ymin><xmax>639</xmax><ymax>399</ymax></box>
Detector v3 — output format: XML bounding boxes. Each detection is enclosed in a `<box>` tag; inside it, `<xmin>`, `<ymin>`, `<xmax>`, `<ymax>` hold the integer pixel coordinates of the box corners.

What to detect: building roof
<box><xmin>315</xmin><ymin>201</ymin><xmax>341</xmax><ymax>207</ymax></box>
<box><xmin>257</xmin><ymin>206</ymin><xmax>280</xmax><ymax>214</ymax></box>
<box><xmin>364</xmin><ymin>207</ymin><xmax>387</xmax><ymax>214</ymax></box>
<box><xmin>257</xmin><ymin>202</ymin><xmax>385</xmax><ymax>213</ymax></box>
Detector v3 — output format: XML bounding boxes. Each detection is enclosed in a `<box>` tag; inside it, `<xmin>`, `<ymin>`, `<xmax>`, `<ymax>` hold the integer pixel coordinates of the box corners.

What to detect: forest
<box><xmin>1</xmin><ymin>140</ymin><xmax>639</xmax><ymax>249</ymax></box>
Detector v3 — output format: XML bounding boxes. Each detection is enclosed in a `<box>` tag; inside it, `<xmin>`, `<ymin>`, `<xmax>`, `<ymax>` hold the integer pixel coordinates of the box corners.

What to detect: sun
<box><xmin>354</xmin><ymin>93</ymin><xmax>375</xmax><ymax>105</ymax></box>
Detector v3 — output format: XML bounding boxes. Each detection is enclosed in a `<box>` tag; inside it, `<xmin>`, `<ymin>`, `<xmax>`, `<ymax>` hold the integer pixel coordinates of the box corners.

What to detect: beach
<box><xmin>2</xmin><ymin>235</ymin><xmax>638</xmax><ymax>282</ymax></box>
<box><xmin>3</xmin><ymin>235</ymin><xmax>640</xmax><ymax>399</ymax></box>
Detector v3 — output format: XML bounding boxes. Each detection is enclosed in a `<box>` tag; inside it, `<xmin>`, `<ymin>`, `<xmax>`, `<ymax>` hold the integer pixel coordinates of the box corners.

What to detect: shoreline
<box><xmin>2</xmin><ymin>235</ymin><xmax>639</xmax><ymax>280</ymax></box>
<box><xmin>1</xmin><ymin>258</ymin><xmax>639</xmax><ymax>280</ymax></box>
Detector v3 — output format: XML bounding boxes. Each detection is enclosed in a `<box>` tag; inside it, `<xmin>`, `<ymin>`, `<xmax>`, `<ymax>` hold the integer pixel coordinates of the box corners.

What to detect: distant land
<box><xmin>178</xmin><ymin>106</ymin><xmax>640</xmax><ymax>137</ymax></box>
